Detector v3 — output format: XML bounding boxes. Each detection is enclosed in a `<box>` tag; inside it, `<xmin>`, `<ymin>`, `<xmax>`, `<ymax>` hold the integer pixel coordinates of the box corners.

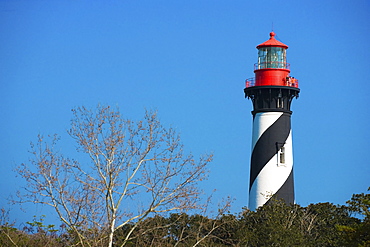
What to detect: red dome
<box><xmin>256</xmin><ymin>32</ymin><xmax>288</xmax><ymax>49</ymax></box>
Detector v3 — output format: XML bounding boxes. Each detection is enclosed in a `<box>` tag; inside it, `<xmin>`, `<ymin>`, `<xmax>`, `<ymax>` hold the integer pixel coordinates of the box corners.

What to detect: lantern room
<box><xmin>245</xmin><ymin>32</ymin><xmax>298</xmax><ymax>88</ymax></box>
<box><xmin>256</xmin><ymin>32</ymin><xmax>288</xmax><ymax>70</ymax></box>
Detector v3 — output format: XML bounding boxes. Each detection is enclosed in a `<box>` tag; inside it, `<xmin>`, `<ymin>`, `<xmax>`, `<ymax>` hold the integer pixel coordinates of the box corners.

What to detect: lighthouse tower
<box><xmin>244</xmin><ymin>32</ymin><xmax>299</xmax><ymax>210</ymax></box>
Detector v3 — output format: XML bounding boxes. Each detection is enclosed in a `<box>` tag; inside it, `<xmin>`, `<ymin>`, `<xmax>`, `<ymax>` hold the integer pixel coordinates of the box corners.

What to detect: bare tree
<box><xmin>16</xmin><ymin>105</ymin><xmax>212</xmax><ymax>247</ymax></box>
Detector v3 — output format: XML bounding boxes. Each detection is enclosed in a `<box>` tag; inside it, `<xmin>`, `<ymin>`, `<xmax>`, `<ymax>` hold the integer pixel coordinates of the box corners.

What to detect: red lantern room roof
<box><xmin>256</xmin><ymin>32</ymin><xmax>288</xmax><ymax>49</ymax></box>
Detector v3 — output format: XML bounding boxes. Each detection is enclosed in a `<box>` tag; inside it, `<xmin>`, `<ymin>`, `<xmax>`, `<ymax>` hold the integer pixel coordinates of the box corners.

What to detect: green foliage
<box><xmin>25</xmin><ymin>215</ymin><xmax>58</xmax><ymax>234</ymax></box>
<box><xmin>337</xmin><ymin>187</ymin><xmax>370</xmax><ymax>247</ymax></box>
<box><xmin>0</xmin><ymin>213</ymin><xmax>66</xmax><ymax>247</ymax></box>
<box><xmin>243</xmin><ymin>201</ymin><xmax>306</xmax><ymax>246</ymax></box>
<box><xmin>3</xmin><ymin>190</ymin><xmax>369</xmax><ymax>246</ymax></box>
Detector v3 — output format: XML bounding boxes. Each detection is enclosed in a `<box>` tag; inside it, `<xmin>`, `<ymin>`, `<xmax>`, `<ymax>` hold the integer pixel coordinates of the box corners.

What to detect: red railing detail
<box><xmin>245</xmin><ymin>77</ymin><xmax>255</xmax><ymax>88</ymax></box>
<box><xmin>245</xmin><ymin>76</ymin><xmax>299</xmax><ymax>88</ymax></box>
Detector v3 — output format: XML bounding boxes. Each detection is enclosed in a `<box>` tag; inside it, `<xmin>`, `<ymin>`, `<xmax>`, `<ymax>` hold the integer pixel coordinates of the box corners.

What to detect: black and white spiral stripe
<box><xmin>248</xmin><ymin>111</ymin><xmax>294</xmax><ymax>210</ymax></box>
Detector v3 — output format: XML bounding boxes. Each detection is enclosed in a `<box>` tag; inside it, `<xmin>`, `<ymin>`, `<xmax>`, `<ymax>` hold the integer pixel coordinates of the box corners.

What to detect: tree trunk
<box><xmin>108</xmin><ymin>217</ymin><xmax>116</xmax><ymax>247</ymax></box>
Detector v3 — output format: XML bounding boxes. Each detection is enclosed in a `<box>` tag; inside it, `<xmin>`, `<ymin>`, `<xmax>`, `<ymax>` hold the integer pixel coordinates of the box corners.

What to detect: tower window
<box><xmin>277</xmin><ymin>97</ymin><xmax>284</xmax><ymax>108</ymax></box>
<box><xmin>279</xmin><ymin>147</ymin><xmax>285</xmax><ymax>164</ymax></box>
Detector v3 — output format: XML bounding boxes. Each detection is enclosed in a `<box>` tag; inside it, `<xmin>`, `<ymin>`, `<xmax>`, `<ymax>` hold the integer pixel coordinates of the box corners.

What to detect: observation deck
<box><xmin>245</xmin><ymin>76</ymin><xmax>299</xmax><ymax>88</ymax></box>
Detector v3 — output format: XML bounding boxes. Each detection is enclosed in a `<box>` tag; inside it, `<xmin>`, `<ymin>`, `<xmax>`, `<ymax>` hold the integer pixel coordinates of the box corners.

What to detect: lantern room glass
<box><xmin>257</xmin><ymin>47</ymin><xmax>286</xmax><ymax>69</ymax></box>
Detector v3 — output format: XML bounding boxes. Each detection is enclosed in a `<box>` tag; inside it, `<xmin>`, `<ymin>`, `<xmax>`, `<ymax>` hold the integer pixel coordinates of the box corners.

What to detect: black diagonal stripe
<box><xmin>265</xmin><ymin>169</ymin><xmax>294</xmax><ymax>205</ymax></box>
<box><xmin>249</xmin><ymin>113</ymin><xmax>291</xmax><ymax>190</ymax></box>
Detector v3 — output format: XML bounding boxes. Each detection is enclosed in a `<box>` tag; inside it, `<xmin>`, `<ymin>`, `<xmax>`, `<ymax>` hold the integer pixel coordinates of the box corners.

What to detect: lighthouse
<box><xmin>244</xmin><ymin>32</ymin><xmax>299</xmax><ymax>210</ymax></box>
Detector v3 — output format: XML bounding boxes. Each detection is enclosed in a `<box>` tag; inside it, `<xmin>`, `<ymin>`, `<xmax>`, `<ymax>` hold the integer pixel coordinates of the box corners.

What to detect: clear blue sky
<box><xmin>1</xmin><ymin>0</ymin><xmax>369</xmax><ymax>224</ymax></box>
